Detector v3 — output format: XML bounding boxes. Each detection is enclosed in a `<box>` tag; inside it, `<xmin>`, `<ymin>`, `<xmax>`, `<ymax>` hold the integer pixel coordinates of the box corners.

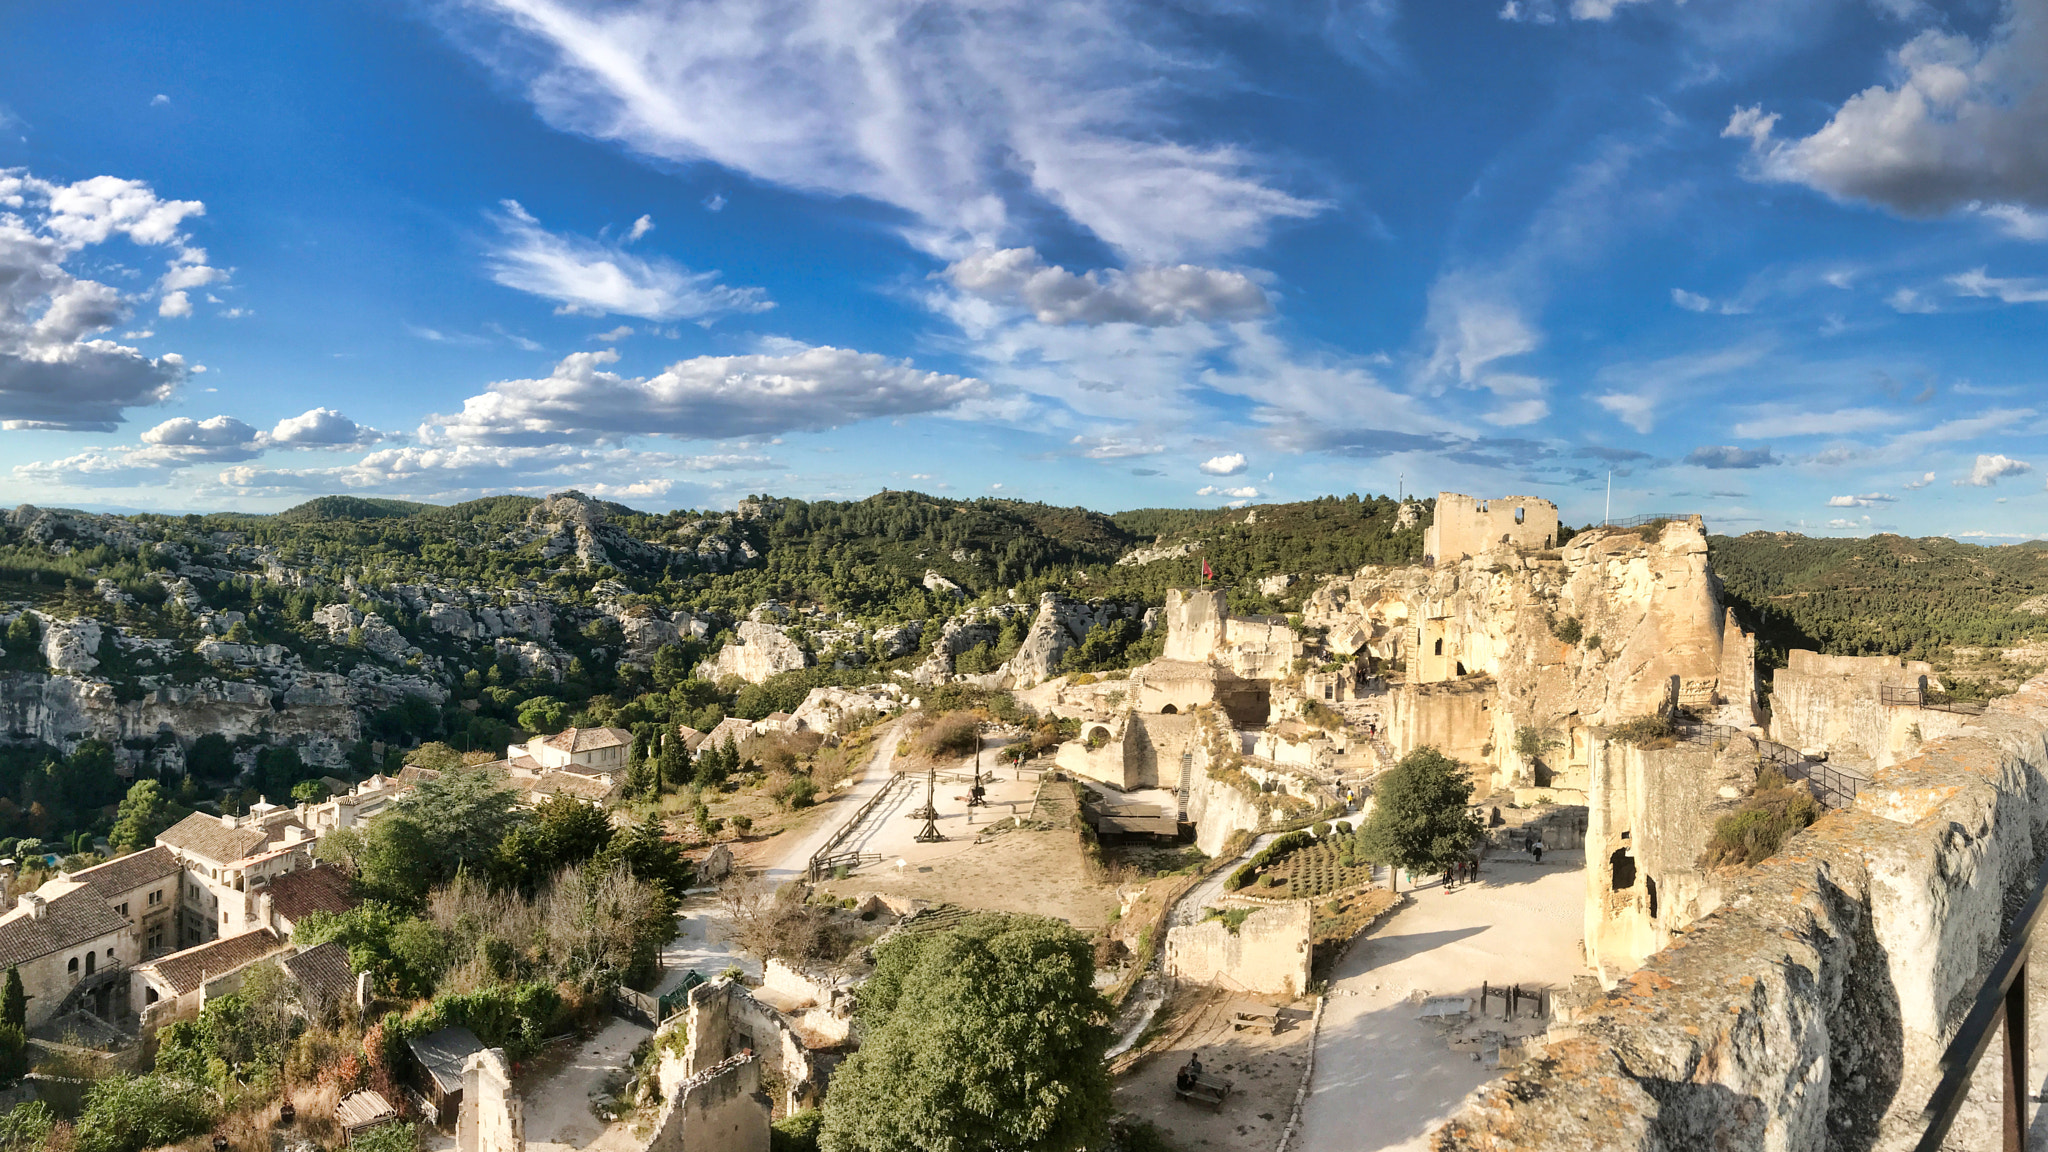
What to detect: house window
<box><xmin>84</xmin><ymin>952</ymin><xmax>94</xmax><ymax>976</ymax></box>
<box><xmin>1514</xmin><ymin>507</ymin><xmax>1525</xmax><ymax>524</ymax></box>
<box><xmin>148</xmin><ymin>889</ymin><xmax>163</xmax><ymax>906</ymax></box>
<box><xmin>147</xmin><ymin>927</ymin><xmax>163</xmax><ymax>952</ymax></box>
<box><xmin>145</xmin><ymin>987</ymin><xmax>159</xmax><ymax>1004</ymax></box>
<box><xmin>68</xmin><ymin>957</ymin><xmax>78</xmax><ymax>976</ymax></box>
<box><xmin>1433</xmin><ymin>638</ymin><xmax>1443</xmax><ymax>655</ymax></box>
<box><xmin>118</xmin><ymin>902</ymin><xmax>129</xmax><ymax>917</ymax></box>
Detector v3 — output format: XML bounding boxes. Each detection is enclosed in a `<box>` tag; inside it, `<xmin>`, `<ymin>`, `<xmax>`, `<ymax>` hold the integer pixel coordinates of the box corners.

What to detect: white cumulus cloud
<box><xmin>486</xmin><ymin>200</ymin><xmax>770</xmax><ymax>321</ymax></box>
<box><xmin>1828</xmin><ymin>493</ymin><xmax>1896</xmax><ymax>507</ymax></box>
<box><xmin>429</xmin><ymin>343</ymin><xmax>985</xmax><ymax>444</ymax></box>
<box><xmin>268</xmin><ymin>407</ymin><xmax>388</xmax><ymax>448</ymax></box>
<box><xmin>1950</xmin><ymin>267</ymin><xmax>2048</xmax><ymax>305</ymax></box>
<box><xmin>0</xmin><ymin>169</ymin><xmax>219</xmax><ymax>430</ymax></box>
<box><xmin>1723</xmin><ymin>2</ymin><xmax>2048</xmax><ymax>217</ymax></box>
<box><xmin>1196</xmin><ymin>484</ymin><xmax>1260</xmax><ymax>499</ymax></box>
<box><xmin>945</xmin><ymin>248</ymin><xmax>1269</xmax><ymax>327</ymax></box>
<box><xmin>1199</xmin><ymin>453</ymin><xmax>1248</xmax><ymax>476</ymax></box>
<box><xmin>1958</xmin><ymin>453</ymin><xmax>2032</xmax><ymax>486</ymax></box>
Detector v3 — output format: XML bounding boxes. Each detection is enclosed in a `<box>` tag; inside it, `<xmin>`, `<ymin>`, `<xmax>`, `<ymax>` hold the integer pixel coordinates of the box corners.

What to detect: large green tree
<box><xmin>394</xmin><ymin>767</ymin><xmax>524</xmax><ymax>883</ymax></box>
<box><xmin>1355</xmin><ymin>745</ymin><xmax>1484</xmax><ymax>876</ymax></box>
<box><xmin>108</xmin><ymin>779</ymin><xmax>186</xmax><ymax>851</ymax></box>
<box><xmin>819</xmin><ymin>913</ymin><xmax>1112</xmax><ymax>1152</ymax></box>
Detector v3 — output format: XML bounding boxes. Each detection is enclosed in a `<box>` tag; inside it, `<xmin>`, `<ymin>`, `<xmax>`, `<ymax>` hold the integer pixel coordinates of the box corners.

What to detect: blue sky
<box><xmin>3</xmin><ymin>0</ymin><xmax>2046</xmax><ymax>538</ymax></box>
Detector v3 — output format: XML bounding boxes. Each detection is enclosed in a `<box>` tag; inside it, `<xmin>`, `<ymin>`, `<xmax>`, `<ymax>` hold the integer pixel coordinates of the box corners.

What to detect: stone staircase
<box><xmin>1176</xmin><ymin>750</ymin><xmax>1194</xmax><ymax>820</ymax></box>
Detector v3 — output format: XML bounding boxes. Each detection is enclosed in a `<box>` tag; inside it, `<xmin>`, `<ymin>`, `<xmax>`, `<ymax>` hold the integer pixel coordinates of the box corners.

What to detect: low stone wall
<box><xmin>1434</xmin><ymin>675</ymin><xmax>2048</xmax><ymax>1152</ymax></box>
<box><xmin>1165</xmin><ymin>901</ymin><xmax>1311</xmax><ymax>997</ymax></box>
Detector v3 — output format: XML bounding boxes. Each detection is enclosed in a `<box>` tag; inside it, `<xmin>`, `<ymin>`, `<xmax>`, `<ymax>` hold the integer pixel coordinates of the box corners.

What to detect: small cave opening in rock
<box><xmin>1610</xmin><ymin>848</ymin><xmax>1637</xmax><ymax>892</ymax></box>
<box><xmin>1646</xmin><ymin>875</ymin><xmax>1659</xmax><ymax>919</ymax></box>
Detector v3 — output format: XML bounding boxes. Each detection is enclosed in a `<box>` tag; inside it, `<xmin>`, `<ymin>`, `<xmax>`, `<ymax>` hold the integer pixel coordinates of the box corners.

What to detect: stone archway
<box><xmin>1160</xmin><ymin>704</ymin><xmax>1178</xmax><ymax>714</ymax></box>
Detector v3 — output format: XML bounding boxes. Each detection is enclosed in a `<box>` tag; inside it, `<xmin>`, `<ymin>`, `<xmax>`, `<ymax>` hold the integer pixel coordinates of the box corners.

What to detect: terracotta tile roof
<box><xmin>0</xmin><ymin>886</ymin><xmax>129</xmax><ymax>970</ymax></box>
<box><xmin>157</xmin><ymin>813</ymin><xmax>313</xmax><ymax>867</ymax></box>
<box><xmin>265</xmin><ymin>865</ymin><xmax>358</xmax><ymax>926</ymax></box>
<box><xmin>66</xmin><ymin>845</ymin><xmax>180</xmax><ymax>900</ymax></box>
<box><xmin>676</xmin><ymin>725</ymin><xmax>707</xmax><ymax>752</ymax></box>
<box><xmin>282</xmin><ymin>940</ymin><xmax>355</xmax><ymax>1012</ymax></box>
<box><xmin>705</xmin><ymin>717</ymin><xmax>753</xmax><ymax>748</ymax></box>
<box><xmin>394</xmin><ymin>765</ymin><xmax>442</xmax><ymax>788</ymax></box>
<box><xmin>141</xmin><ymin>928</ymin><xmax>286</xmax><ymax>996</ymax></box>
<box><xmin>536</xmin><ymin>726</ymin><xmax>632</xmax><ymax>753</ymax></box>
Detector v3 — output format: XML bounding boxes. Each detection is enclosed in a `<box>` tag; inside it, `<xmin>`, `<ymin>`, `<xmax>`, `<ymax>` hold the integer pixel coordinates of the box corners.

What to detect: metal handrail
<box><xmin>806</xmin><ymin>770</ymin><xmax>911</xmax><ymax>882</ymax></box>
<box><xmin>1915</xmin><ymin>852</ymin><xmax>2048</xmax><ymax>1151</ymax></box>
<box><xmin>1602</xmin><ymin>513</ymin><xmax>1698</xmax><ymax>529</ymax></box>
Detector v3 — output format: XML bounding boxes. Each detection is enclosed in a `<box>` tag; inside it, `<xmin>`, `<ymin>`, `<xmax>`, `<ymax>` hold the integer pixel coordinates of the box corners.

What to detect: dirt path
<box><xmin>759</xmin><ymin>716</ymin><xmax>909</xmax><ymax>886</ymax></box>
<box><xmin>1107</xmin><ymin>831</ymin><xmax>1276</xmax><ymax>1059</ymax></box>
<box><xmin>1294</xmin><ymin>849</ymin><xmax>1590</xmax><ymax>1152</ymax></box>
<box><xmin>1113</xmin><ymin>987</ymin><xmax>1316</xmax><ymax>1150</ymax></box>
<box><xmin>519</xmin><ymin>1017</ymin><xmax>650</xmax><ymax>1152</ymax></box>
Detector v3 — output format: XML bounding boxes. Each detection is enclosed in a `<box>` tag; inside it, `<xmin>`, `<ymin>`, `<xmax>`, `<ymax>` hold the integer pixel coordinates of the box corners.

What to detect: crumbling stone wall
<box><xmin>457</xmin><ymin>1048</ymin><xmax>522</xmax><ymax>1152</ymax></box>
<box><xmin>1769</xmin><ymin>649</ymin><xmax>1972</xmax><ymax>769</ymax></box>
<box><xmin>1165</xmin><ymin>901</ymin><xmax>1311</xmax><ymax>996</ymax></box>
<box><xmin>1436</xmin><ymin>674</ymin><xmax>2048</xmax><ymax>1152</ymax></box>
<box><xmin>1424</xmin><ymin>492</ymin><xmax>1559</xmax><ymax>562</ymax></box>
<box><xmin>1582</xmin><ymin>735</ymin><xmax>1752</xmax><ymax>983</ymax></box>
<box><xmin>646</xmin><ymin>1052</ymin><xmax>770</xmax><ymax>1152</ymax></box>
<box><xmin>680</xmin><ymin>977</ymin><xmax>822</xmax><ymax>1114</ymax></box>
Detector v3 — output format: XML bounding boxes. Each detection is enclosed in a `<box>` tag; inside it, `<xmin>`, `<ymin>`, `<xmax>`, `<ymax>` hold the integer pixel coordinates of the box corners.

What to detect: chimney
<box><xmin>219</xmin><ymin>811</ymin><xmax>240</xmax><ymax>829</ymax></box>
<box><xmin>22</xmin><ymin>893</ymin><xmax>46</xmax><ymax>920</ymax></box>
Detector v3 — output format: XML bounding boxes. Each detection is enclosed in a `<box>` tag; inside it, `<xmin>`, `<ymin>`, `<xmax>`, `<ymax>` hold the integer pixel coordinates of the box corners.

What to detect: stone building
<box><xmin>156</xmin><ymin>806</ymin><xmax>319</xmax><ymax>948</ymax></box>
<box><xmin>130</xmin><ymin>927</ymin><xmax>288</xmax><ymax>1023</ymax></box>
<box><xmin>1422</xmin><ymin>492</ymin><xmax>1559</xmax><ymax>562</ymax></box>
<box><xmin>506</xmin><ymin>726</ymin><xmax>633</xmax><ymax>775</ymax></box>
<box><xmin>64</xmin><ymin>845</ymin><xmax>181</xmax><ymax>959</ymax></box>
<box><xmin>0</xmin><ymin>880</ymin><xmax>134</xmax><ymax>1028</ymax></box>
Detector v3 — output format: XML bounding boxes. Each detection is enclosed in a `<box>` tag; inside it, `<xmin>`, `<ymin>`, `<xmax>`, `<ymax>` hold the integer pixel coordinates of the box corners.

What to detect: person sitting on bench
<box><xmin>1177</xmin><ymin>1052</ymin><xmax>1204</xmax><ymax>1090</ymax></box>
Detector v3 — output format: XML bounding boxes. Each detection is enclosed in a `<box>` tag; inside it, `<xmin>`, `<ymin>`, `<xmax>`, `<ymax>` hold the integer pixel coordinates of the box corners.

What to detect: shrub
<box><xmin>917</xmin><ymin>711</ymin><xmax>982</xmax><ymax>759</ymax></box>
<box><xmin>1701</xmin><ymin>770</ymin><xmax>1822</xmax><ymax>868</ymax></box>
<box><xmin>1311</xmin><ymin>822</ymin><xmax>1331</xmax><ymax>839</ymax></box>
<box><xmin>72</xmin><ymin>1074</ymin><xmax>215</xmax><ymax>1152</ymax></box>
<box><xmin>1550</xmin><ymin>615</ymin><xmax>1583</xmax><ymax>645</ymax></box>
<box><xmin>772</xmin><ymin>1110</ymin><xmax>823</xmax><ymax>1152</ymax></box>
<box><xmin>1608</xmin><ymin>713</ymin><xmax>1676</xmax><ymax>747</ymax></box>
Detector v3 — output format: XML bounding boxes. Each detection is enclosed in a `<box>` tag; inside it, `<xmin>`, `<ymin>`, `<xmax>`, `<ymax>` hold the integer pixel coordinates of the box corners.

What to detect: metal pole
<box><xmin>2004</xmin><ymin>961</ymin><xmax>2026</xmax><ymax>1152</ymax></box>
<box><xmin>1605</xmin><ymin>471</ymin><xmax>1612</xmax><ymax>526</ymax></box>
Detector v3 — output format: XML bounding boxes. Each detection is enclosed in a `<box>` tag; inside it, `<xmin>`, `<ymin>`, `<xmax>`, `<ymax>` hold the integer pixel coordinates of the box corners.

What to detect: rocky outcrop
<box><xmin>1115</xmin><ymin>541</ymin><xmax>1199</xmax><ymax>567</ymax></box>
<box><xmin>0</xmin><ymin>671</ymin><xmax>359</xmax><ymax>766</ymax></box>
<box><xmin>999</xmin><ymin>594</ymin><xmax>1145</xmax><ymax>688</ymax></box>
<box><xmin>790</xmin><ymin>684</ymin><xmax>905</xmax><ymax>734</ymax></box>
<box><xmin>698</xmin><ymin>620</ymin><xmax>810</xmax><ymax>684</ymax></box>
<box><xmin>1768</xmin><ymin>650</ymin><xmax>1972</xmax><ymax>769</ymax></box>
<box><xmin>1437</xmin><ymin>674</ymin><xmax>2048</xmax><ymax>1152</ymax></box>
<box><xmin>36</xmin><ymin>616</ymin><xmax>101</xmax><ymax>673</ymax></box>
<box><xmin>922</xmin><ymin>570</ymin><xmax>962</xmax><ymax>597</ymax></box>
<box><xmin>912</xmin><ymin>603</ymin><xmax>1032</xmax><ymax>683</ymax></box>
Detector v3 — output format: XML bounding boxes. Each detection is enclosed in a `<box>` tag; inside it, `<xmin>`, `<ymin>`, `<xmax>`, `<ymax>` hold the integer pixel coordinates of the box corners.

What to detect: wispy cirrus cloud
<box><xmin>486</xmin><ymin>200</ymin><xmax>770</xmax><ymax>321</ymax></box>
<box><xmin>445</xmin><ymin>0</ymin><xmax>1324</xmax><ymax>261</ymax></box>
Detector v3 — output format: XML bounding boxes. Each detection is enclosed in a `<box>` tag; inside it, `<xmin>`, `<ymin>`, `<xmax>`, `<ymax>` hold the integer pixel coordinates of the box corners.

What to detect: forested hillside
<box><xmin>1710</xmin><ymin>532</ymin><xmax>2048</xmax><ymax>665</ymax></box>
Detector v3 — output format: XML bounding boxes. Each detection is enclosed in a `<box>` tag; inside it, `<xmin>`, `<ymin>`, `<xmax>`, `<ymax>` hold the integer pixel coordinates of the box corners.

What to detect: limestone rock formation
<box><xmin>999</xmin><ymin>593</ymin><xmax>1143</xmax><ymax>688</ymax></box>
<box><xmin>698</xmin><ymin>619</ymin><xmax>811</xmax><ymax>684</ymax></box>
<box><xmin>38</xmin><ymin>617</ymin><xmax>101</xmax><ymax>674</ymax></box>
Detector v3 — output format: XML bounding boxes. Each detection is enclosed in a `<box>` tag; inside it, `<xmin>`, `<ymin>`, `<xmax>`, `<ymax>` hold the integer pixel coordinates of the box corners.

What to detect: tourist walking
<box><xmin>1531</xmin><ymin>837</ymin><xmax>1545</xmax><ymax>865</ymax></box>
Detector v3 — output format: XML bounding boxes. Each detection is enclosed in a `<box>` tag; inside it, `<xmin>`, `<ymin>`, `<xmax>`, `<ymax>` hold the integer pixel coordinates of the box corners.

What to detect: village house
<box><xmin>63</xmin><ymin>845</ymin><xmax>182</xmax><ymax>960</ymax></box>
<box><xmin>156</xmin><ymin>804</ymin><xmax>319</xmax><ymax>949</ymax></box>
<box><xmin>0</xmin><ymin>881</ymin><xmax>135</xmax><ymax>1029</ymax></box>
<box><xmin>130</xmin><ymin>927</ymin><xmax>290</xmax><ymax>1023</ymax></box>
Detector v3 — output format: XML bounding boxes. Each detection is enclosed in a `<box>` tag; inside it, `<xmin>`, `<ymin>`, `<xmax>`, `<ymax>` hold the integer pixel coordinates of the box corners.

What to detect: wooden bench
<box><xmin>1232</xmin><ymin>1009</ymin><xmax>1280</xmax><ymax>1034</ymax></box>
<box><xmin>1174</xmin><ymin>1072</ymin><xmax>1232</xmax><ymax>1110</ymax></box>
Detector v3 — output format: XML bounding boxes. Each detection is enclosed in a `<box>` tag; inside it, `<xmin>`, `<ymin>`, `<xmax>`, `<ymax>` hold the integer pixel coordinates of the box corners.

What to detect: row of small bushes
<box><xmin>1225</xmin><ymin>830</ymin><xmax>1315</xmax><ymax>890</ymax></box>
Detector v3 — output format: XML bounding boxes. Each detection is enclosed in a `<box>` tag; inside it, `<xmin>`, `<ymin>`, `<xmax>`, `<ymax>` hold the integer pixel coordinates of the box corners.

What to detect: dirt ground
<box><xmin>817</xmin><ymin>823</ymin><xmax>1120</xmax><ymax>931</ymax></box>
<box><xmin>1112</xmin><ymin>987</ymin><xmax>1316</xmax><ymax>1148</ymax></box>
<box><xmin>517</xmin><ymin>1017</ymin><xmax>651</xmax><ymax>1152</ymax></box>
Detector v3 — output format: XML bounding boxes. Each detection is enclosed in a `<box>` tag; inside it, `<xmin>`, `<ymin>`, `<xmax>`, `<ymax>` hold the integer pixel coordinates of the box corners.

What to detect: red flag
<box><xmin>1201</xmin><ymin>559</ymin><xmax>1213</xmax><ymax>581</ymax></box>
